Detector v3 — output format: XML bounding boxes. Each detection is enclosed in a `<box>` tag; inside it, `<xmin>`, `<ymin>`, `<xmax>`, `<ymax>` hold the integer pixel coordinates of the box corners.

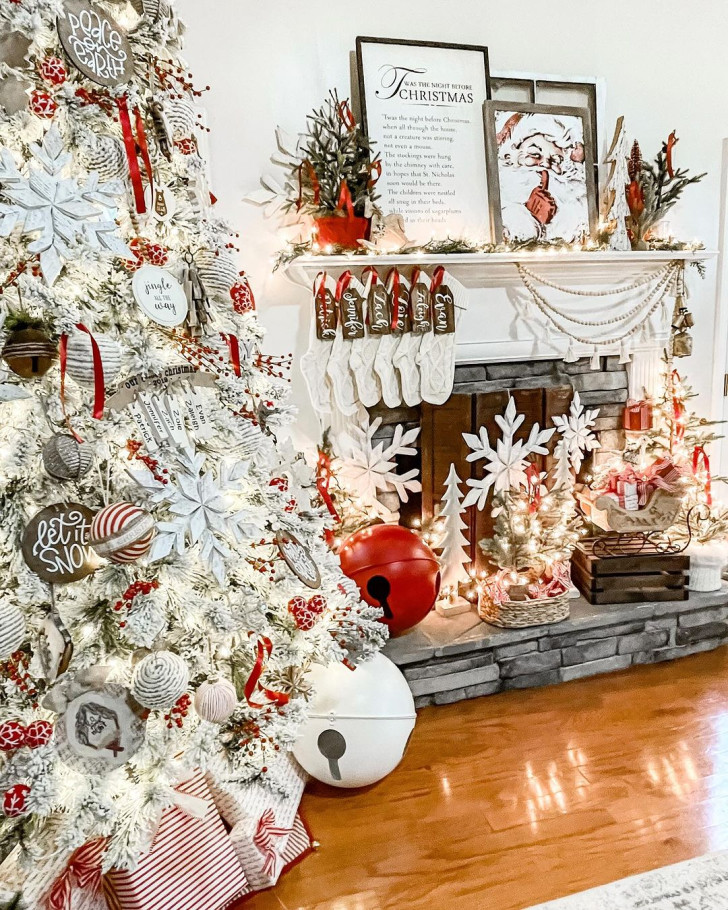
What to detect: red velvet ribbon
<box><xmin>387</xmin><ymin>267</ymin><xmax>401</xmax><ymax>331</ymax></box>
<box><xmin>46</xmin><ymin>838</ymin><xmax>107</xmax><ymax>910</ymax></box>
<box><xmin>297</xmin><ymin>159</ymin><xmax>321</xmax><ymax>211</ymax></box>
<box><xmin>253</xmin><ymin>809</ymin><xmax>294</xmax><ymax>877</ymax></box>
<box><xmin>337</xmin><ymin>100</ymin><xmax>356</xmax><ymax>131</ymax></box>
<box><xmin>315</xmin><ymin>271</ymin><xmax>329</xmax><ymax>325</ymax></box>
<box><xmin>244</xmin><ymin>636</ymin><xmax>290</xmax><ymax>709</ymax></box>
<box><xmin>334</xmin><ymin>269</ymin><xmax>353</xmax><ymax>307</ymax></box>
<box><xmin>116</xmin><ymin>95</ymin><xmax>146</xmax><ymax>214</ymax></box>
<box><xmin>220</xmin><ymin>332</ymin><xmax>242</xmax><ymax>377</ymax></box>
<box><xmin>134</xmin><ymin>105</ymin><xmax>153</xmax><ymax>186</ymax></box>
<box><xmin>316</xmin><ymin>449</ymin><xmax>340</xmax><ymax>522</ymax></box>
<box><xmin>335</xmin><ymin>182</ymin><xmax>355</xmax><ymax>218</ymax></box>
<box><xmin>670</xmin><ymin>369</ymin><xmax>686</xmax><ymax>448</ymax></box>
<box><xmin>59</xmin><ymin>324</ymin><xmax>106</xmax><ymax>441</ymax></box>
<box><xmin>692</xmin><ymin>445</ymin><xmax>712</xmax><ymax>505</ymax></box>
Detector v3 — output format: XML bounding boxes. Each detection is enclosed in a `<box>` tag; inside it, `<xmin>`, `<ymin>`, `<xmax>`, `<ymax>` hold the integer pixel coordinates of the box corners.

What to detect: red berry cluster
<box><xmin>0</xmin><ymin>259</ymin><xmax>37</xmax><ymax>296</ymax></box>
<box><xmin>153</xmin><ymin>58</ymin><xmax>210</xmax><ymax>101</ymax></box>
<box><xmin>170</xmin><ymin>333</ymin><xmax>233</xmax><ymax>378</ymax></box>
<box><xmin>113</xmin><ymin>578</ymin><xmax>160</xmax><ymax>628</ymax></box>
<box><xmin>1</xmin><ymin>652</ymin><xmax>38</xmax><ymax>708</ymax></box>
<box><xmin>235</xmin><ymin>712</ymin><xmax>281</xmax><ymax>764</ymax></box>
<box><xmin>164</xmin><ymin>693</ymin><xmax>191</xmax><ymax>729</ymax></box>
<box><xmin>125</xmin><ymin>237</ymin><xmax>169</xmax><ymax>271</ymax></box>
<box><xmin>74</xmin><ymin>86</ymin><xmax>115</xmax><ymax>114</ymax></box>
<box><xmin>126</xmin><ymin>439</ymin><xmax>169</xmax><ymax>485</ymax></box>
<box><xmin>256</xmin><ymin>353</ymin><xmax>293</xmax><ymax>382</ymax></box>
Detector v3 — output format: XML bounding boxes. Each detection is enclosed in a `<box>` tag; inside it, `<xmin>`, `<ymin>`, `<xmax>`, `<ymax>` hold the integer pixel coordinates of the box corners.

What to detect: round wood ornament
<box><xmin>21</xmin><ymin>503</ymin><xmax>96</xmax><ymax>584</ymax></box>
<box><xmin>132</xmin><ymin>265</ymin><xmax>188</xmax><ymax>327</ymax></box>
<box><xmin>57</xmin><ymin>0</ymin><xmax>136</xmax><ymax>87</ymax></box>
<box><xmin>55</xmin><ymin>683</ymin><xmax>145</xmax><ymax>774</ymax></box>
<box><xmin>276</xmin><ymin>529</ymin><xmax>321</xmax><ymax>589</ymax></box>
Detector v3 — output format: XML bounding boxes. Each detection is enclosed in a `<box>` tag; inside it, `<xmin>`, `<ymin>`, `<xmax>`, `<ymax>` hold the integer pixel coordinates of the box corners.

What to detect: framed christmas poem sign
<box><xmin>483</xmin><ymin>100</ymin><xmax>597</xmax><ymax>245</ymax></box>
<box><xmin>356</xmin><ymin>37</ymin><xmax>491</xmax><ymax>244</ymax></box>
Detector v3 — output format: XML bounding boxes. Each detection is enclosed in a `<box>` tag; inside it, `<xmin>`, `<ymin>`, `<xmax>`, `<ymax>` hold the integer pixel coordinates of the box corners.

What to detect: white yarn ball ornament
<box><xmin>164</xmin><ymin>95</ymin><xmax>197</xmax><ymax>138</ymax></box>
<box><xmin>196</xmin><ymin>249</ymin><xmax>239</xmax><ymax>298</ymax></box>
<box><xmin>65</xmin><ymin>332</ymin><xmax>122</xmax><ymax>387</ymax></box>
<box><xmin>194</xmin><ymin>678</ymin><xmax>237</xmax><ymax>723</ymax></box>
<box><xmin>131</xmin><ymin>651</ymin><xmax>189</xmax><ymax>710</ymax></box>
<box><xmin>0</xmin><ymin>602</ymin><xmax>26</xmax><ymax>659</ymax></box>
<box><xmin>78</xmin><ymin>135</ymin><xmax>126</xmax><ymax>181</ymax></box>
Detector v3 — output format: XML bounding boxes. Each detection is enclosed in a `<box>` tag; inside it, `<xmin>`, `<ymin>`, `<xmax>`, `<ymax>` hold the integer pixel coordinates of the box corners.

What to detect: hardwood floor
<box><xmin>243</xmin><ymin>646</ymin><xmax>728</xmax><ymax>910</ymax></box>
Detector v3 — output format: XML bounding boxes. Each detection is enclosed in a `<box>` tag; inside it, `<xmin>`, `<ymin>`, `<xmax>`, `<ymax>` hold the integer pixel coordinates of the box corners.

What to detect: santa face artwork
<box><xmin>485</xmin><ymin>102</ymin><xmax>596</xmax><ymax>244</ymax></box>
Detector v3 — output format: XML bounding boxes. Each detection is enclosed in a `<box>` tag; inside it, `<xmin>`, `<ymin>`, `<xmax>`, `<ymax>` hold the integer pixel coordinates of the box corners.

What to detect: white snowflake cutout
<box><xmin>552</xmin><ymin>391</ymin><xmax>600</xmax><ymax>486</ymax></box>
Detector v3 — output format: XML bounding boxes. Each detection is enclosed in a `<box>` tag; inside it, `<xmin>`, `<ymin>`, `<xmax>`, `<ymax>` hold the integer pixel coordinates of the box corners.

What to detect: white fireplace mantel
<box><xmin>285</xmin><ymin>249</ymin><xmax>717</xmax><ymax>401</ymax></box>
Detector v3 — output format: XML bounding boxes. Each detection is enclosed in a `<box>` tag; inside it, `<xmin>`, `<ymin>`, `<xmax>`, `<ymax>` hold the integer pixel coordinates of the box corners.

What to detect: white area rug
<box><xmin>527</xmin><ymin>851</ymin><xmax>728</xmax><ymax>909</ymax></box>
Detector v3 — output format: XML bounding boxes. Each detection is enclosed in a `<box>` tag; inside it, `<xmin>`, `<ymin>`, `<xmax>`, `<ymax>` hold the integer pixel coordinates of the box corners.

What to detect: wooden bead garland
<box><xmin>89</xmin><ymin>502</ymin><xmax>155</xmax><ymax>564</ymax></box>
<box><xmin>65</xmin><ymin>331</ymin><xmax>122</xmax><ymax>386</ymax></box>
<box><xmin>194</xmin><ymin>677</ymin><xmax>237</xmax><ymax>723</ymax></box>
<box><xmin>42</xmin><ymin>434</ymin><xmax>94</xmax><ymax>481</ymax></box>
<box><xmin>131</xmin><ymin>650</ymin><xmax>189</xmax><ymax>710</ymax></box>
<box><xmin>0</xmin><ymin>602</ymin><xmax>25</xmax><ymax>659</ymax></box>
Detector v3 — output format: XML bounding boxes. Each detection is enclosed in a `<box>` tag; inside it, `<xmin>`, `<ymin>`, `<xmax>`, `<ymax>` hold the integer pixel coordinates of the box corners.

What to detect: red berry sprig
<box><xmin>256</xmin><ymin>353</ymin><xmax>293</xmax><ymax>382</ymax></box>
<box><xmin>113</xmin><ymin>578</ymin><xmax>160</xmax><ymax>628</ymax></box>
<box><xmin>164</xmin><ymin>693</ymin><xmax>192</xmax><ymax>729</ymax></box>
<box><xmin>1</xmin><ymin>652</ymin><xmax>39</xmax><ymax>708</ymax></box>
<box><xmin>126</xmin><ymin>439</ymin><xmax>169</xmax><ymax>485</ymax></box>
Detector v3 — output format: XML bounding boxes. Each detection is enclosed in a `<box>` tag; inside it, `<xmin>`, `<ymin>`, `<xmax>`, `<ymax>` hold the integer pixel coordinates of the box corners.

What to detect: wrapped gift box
<box><xmin>0</xmin><ymin>843</ymin><xmax>107</xmax><ymax>910</ymax></box>
<box><xmin>206</xmin><ymin>754</ymin><xmax>310</xmax><ymax>891</ymax></box>
<box><xmin>623</xmin><ymin>399</ymin><xmax>654</xmax><ymax>432</ymax></box>
<box><xmin>103</xmin><ymin>772</ymin><xmax>248</xmax><ymax>910</ymax></box>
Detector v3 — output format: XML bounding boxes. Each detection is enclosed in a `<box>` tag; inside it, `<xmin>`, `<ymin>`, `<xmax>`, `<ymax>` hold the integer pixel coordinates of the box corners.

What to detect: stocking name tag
<box><xmin>390</xmin><ymin>285</ymin><xmax>411</xmax><ymax>336</ymax></box>
<box><xmin>315</xmin><ymin>288</ymin><xmax>337</xmax><ymax>340</ymax></box>
<box><xmin>340</xmin><ymin>287</ymin><xmax>365</xmax><ymax>340</ymax></box>
<box><xmin>410</xmin><ymin>282</ymin><xmax>432</xmax><ymax>334</ymax></box>
<box><xmin>432</xmin><ymin>284</ymin><xmax>456</xmax><ymax>334</ymax></box>
<box><xmin>367</xmin><ymin>284</ymin><xmax>391</xmax><ymax>335</ymax></box>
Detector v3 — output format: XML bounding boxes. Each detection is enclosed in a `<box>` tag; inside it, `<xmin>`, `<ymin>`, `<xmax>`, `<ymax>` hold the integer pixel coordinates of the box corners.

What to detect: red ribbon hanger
<box><xmin>386</xmin><ymin>267</ymin><xmax>401</xmax><ymax>331</ymax></box>
<box><xmin>670</xmin><ymin>369</ymin><xmax>686</xmax><ymax>448</ymax></box>
<box><xmin>335</xmin><ymin>181</ymin><xmax>355</xmax><ymax>218</ymax></box>
<box><xmin>334</xmin><ymin>269</ymin><xmax>353</xmax><ymax>306</ymax></box>
<box><xmin>46</xmin><ymin>838</ymin><xmax>107</xmax><ymax>910</ymax></box>
<box><xmin>368</xmin><ymin>159</ymin><xmax>382</xmax><ymax>188</ymax></box>
<box><xmin>244</xmin><ymin>635</ymin><xmax>290</xmax><ymax>710</ymax></box>
<box><xmin>116</xmin><ymin>95</ymin><xmax>153</xmax><ymax>214</ymax></box>
<box><xmin>314</xmin><ymin>271</ymin><xmax>329</xmax><ymax>325</ymax></box>
<box><xmin>297</xmin><ymin>159</ymin><xmax>321</xmax><ymax>211</ymax></box>
<box><xmin>692</xmin><ymin>445</ymin><xmax>712</xmax><ymax>506</ymax></box>
<box><xmin>220</xmin><ymin>332</ymin><xmax>242</xmax><ymax>377</ymax></box>
<box><xmin>59</xmin><ymin>324</ymin><xmax>106</xmax><ymax>442</ymax></box>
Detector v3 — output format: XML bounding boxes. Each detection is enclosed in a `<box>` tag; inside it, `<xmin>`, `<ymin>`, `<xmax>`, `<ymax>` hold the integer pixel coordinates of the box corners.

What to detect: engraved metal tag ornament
<box><xmin>57</xmin><ymin>0</ymin><xmax>136</xmax><ymax>87</ymax></box>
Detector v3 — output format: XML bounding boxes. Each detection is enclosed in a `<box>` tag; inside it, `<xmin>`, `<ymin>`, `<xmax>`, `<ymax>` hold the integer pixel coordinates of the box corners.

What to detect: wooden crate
<box><xmin>571</xmin><ymin>539</ymin><xmax>689</xmax><ymax>605</ymax></box>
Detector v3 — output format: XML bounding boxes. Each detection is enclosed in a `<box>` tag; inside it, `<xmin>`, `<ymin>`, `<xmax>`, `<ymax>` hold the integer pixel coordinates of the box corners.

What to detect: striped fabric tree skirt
<box><xmin>528</xmin><ymin>851</ymin><xmax>728</xmax><ymax>909</ymax></box>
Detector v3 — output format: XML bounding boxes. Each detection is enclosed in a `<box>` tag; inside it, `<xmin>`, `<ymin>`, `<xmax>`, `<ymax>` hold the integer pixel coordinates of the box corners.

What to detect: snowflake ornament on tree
<box><xmin>462</xmin><ymin>398</ymin><xmax>555</xmax><ymax>510</ymax></box>
<box><xmin>552</xmin><ymin>391</ymin><xmax>600</xmax><ymax>486</ymax></box>
<box><xmin>334</xmin><ymin>417</ymin><xmax>421</xmax><ymax>520</ymax></box>
<box><xmin>131</xmin><ymin>451</ymin><xmax>265</xmax><ymax>586</ymax></box>
<box><xmin>0</xmin><ymin>125</ymin><xmax>133</xmax><ymax>285</ymax></box>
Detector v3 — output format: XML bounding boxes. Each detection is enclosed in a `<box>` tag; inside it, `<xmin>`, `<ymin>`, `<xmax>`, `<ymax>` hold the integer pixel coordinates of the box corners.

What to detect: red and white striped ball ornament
<box><xmin>194</xmin><ymin>677</ymin><xmax>238</xmax><ymax>723</ymax></box>
<box><xmin>89</xmin><ymin>502</ymin><xmax>155</xmax><ymax>564</ymax></box>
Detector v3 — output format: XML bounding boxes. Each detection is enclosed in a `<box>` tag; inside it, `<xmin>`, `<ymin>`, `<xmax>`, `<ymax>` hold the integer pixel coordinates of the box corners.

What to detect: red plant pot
<box><xmin>314</xmin><ymin>215</ymin><xmax>370</xmax><ymax>250</ymax></box>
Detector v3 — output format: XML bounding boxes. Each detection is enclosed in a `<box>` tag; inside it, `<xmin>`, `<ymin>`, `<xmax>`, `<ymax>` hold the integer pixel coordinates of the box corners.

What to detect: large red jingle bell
<box><xmin>339</xmin><ymin>525</ymin><xmax>440</xmax><ymax>636</ymax></box>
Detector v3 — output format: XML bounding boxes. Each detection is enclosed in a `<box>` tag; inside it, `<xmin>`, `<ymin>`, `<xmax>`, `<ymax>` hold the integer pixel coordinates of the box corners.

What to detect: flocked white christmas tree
<box><xmin>0</xmin><ymin>0</ymin><xmax>385</xmax><ymax>881</ymax></box>
<box><xmin>436</xmin><ymin>465</ymin><xmax>471</xmax><ymax>609</ymax></box>
<box><xmin>605</xmin><ymin>117</ymin><xmax>632</xmax><ymax>252</ymax></box>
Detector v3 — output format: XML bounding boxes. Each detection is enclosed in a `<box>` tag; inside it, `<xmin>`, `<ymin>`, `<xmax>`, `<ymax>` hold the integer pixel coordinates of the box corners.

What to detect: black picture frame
<box><xmin>355</xmin><ymin>36</ymin><xmax>492</xmax><ymax>242</ymax></box>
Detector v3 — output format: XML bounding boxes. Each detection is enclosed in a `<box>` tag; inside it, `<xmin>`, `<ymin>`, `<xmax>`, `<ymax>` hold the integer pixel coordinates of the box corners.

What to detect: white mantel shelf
<box><xmin>285</xmin><ymin>249</ymin><xmax>717</xmax><ymax>289</ymax></box>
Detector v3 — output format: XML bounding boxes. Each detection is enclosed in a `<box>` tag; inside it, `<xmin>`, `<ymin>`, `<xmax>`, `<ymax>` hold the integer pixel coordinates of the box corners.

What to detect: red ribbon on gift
<box><xmin>692</xmin><ymin>445</ymin><xmax>713</xmax><ymax>506</ymax></box>
<box><xmin>59</xmin><ymin>324</ymin><xmax>106</xmax><ymax>442</ymax></box>
<box><xmin>116</xmin><ymin>95</ymin><xmax>147</xmax><ymax>214</ymax></box>
<box><xmin>220</xmin><ymin>332</ymin><xmax>242</xmax><ymax>377</ymax></box>
<box><xmin>244</xmin><ymin>635</ymin><xmax>290</xmax><ymax>710</ymax></box>
<box><xmin>253</xmin><ymin>809</ymin><xmax>294</xmax><ymax>877</ymax></box>
<box><xmin>46</xmin><ymin>837</ymin><xmax>107</xmax><ymax>910</ymax></box>
<box><xmin>386</xmin><ymin>267</ymin><xmax>401</xmax><ymax>331</ymax></box>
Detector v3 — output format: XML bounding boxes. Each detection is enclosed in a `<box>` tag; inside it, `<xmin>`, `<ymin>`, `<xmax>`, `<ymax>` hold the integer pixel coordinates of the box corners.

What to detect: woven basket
<box><xmin>478</xmin><ymin>589</ymin><xmax>570</xmax><ymax>628</ymax></box>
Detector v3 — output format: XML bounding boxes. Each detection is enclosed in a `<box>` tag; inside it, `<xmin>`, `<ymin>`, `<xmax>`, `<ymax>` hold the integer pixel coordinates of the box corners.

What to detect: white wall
<box><xmin>178</xmin><ymin>0</ymin><xmax>728</xmax><ymax>450</ymax></box>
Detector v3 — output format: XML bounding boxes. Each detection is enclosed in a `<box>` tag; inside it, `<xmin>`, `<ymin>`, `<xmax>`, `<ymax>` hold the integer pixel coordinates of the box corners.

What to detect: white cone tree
<box><xmin>605</xmin><ymin>117</ymin><xmax>632</xmax><ymax>251</ymax></box>
<box><xmin>437</xmin><ymin>465</ymin><xmax>471</xmax><ymax>593</ymax></box>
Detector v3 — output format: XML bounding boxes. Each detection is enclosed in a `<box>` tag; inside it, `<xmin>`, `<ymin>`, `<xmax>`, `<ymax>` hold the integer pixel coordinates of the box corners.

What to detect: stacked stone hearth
<box><xmin>383</xmin><ymin>592</ymin><xmax>728</xmax><ymax>707</ymax></box>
